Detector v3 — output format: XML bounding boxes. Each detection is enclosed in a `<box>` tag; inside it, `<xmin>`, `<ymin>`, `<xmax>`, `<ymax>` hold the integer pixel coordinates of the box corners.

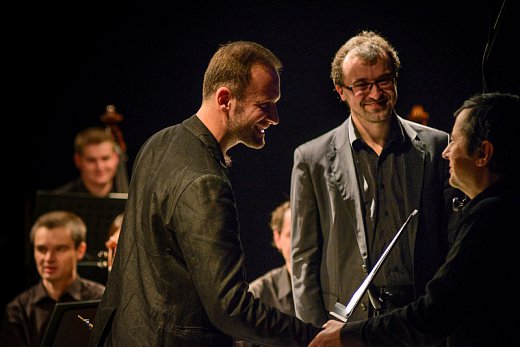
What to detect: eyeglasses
<box><xmin>344</xmin><ymin>77</ymin><xmax>395</xmax><ymax>96</ymax></box>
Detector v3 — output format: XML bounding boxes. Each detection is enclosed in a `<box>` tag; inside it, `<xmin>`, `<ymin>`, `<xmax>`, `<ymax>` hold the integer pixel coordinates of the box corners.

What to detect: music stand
<box><xmin>40</xmin><ymin>299</ymin><xmax>100</xmax><ymax>347</ymax></box>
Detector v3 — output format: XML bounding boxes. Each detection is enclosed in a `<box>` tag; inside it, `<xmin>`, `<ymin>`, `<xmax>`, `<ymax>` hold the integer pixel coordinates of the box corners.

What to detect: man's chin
<box><xmin>41</xmin><ymin>273</ymin><xmax>57</xmax><ymax>281</ymax></box>
<box><xmin>242</xmin><ymin>137</ymin><xmax>265</xmax><ymax>149</ymax></box>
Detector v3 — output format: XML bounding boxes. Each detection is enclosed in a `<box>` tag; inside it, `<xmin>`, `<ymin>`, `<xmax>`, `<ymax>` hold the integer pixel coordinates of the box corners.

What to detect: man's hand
<box><xmin>308</xmin><ymin>320</ymin><xmax>344</xmax><ymax>347</ymax></box>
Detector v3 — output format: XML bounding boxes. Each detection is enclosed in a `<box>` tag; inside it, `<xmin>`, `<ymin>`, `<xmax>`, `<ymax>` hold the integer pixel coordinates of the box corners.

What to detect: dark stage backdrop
<box><xmin>5</xmin><ymin>0</ymin><xmax>517</xmax><ymax>312</ymax></box>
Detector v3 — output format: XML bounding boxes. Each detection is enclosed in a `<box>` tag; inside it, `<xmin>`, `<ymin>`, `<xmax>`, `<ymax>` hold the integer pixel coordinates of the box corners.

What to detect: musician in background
<box><xmin>249</xmin><ymin>200</ymin><xmax>294</xmax><ymax>316</ymax></box>
<box><xmin>53</xmin><ymin>126</ymin><xmax>123</xmax><ymax>197</ymax></box>
<box><xmin>235</xmin><ymin>200</ymin><xmax>296</xmax><ymax>347</ymax></box>
<box><xmin>105</xmin><ymin>213</ymin><xmax>123</xmax><ymax>272</ymax></box>
<box><xmin>0</xmin><ymin>210</ymin><xmax>105</xmax><ymax>347</ymax></box>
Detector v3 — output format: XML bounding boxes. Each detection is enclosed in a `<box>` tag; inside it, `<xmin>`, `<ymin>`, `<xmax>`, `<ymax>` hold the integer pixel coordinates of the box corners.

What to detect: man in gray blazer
<box><xmin>89</xmin><ymin>41</ymin><xmax>321</xmax><ymax>347</ymax></box>
<box><xmin>290</xmin><ymin>31</ymin><xmax>461</xmax><ymax>326</ymax></box>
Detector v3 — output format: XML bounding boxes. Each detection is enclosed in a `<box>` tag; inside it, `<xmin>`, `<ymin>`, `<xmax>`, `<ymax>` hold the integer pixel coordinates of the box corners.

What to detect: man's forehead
<box><xmin>34</xmin><ymin>226</ymin><xmax>73</xmax><ymax>240</ymax></box>
<box><xmin>452</xmin><ymin>109</ymin><xmax>471</xmax><ymax>136</ymax></box>
<box><xmin>342</xmin><ymin>53</ymin><xmax>391</xmax><ymax>75</ymax></box>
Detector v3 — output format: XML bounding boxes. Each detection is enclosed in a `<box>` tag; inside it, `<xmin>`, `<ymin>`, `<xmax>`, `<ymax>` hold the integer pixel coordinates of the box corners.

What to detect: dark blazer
<box><xmin>89</xmin><ymin>115</ymin><xmax>320</xmax><ymax>347</ymax></box>
<box><xmin>291</xmin><ymin>114</ymin><xmax>459</xmax><ymax>325</ymax></box>
<box><xmin>342</xmin><ymin>179</ymin><xmax>516</xmax><ymax>346</ymax></box>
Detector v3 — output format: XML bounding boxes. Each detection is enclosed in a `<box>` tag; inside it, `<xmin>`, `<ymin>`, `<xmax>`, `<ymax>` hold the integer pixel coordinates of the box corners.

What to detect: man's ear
<box><xmin>112</xmin><ymin>149</ymin><xmax>120</xmax><ymax>165</ymax></box>
<box><xmin>73</xmin><ymin>153</ymin><xmax>81</xmax><ymax>169</ymax></box>
<box><xmin>273</xmin><ymin>229</ymin><xmax>282</xmax><ymax>251</ymax></box>
<box><xmin>216</xmin><ymin>87</ymin><xmax>232</xmax><ymax>112</ymax></box>
<box><xmin>476</xmin><ymin>140</ymin><xmax>493</xmax><ymax>167</ymax></box>
<box><xmin>335</xmin><ymin>85</ymin><xmax>346</xmax><ymax>102</ymax></box>
<box><xmin>76</xmin><ymin>241</ymin><xmax>87</xmax><ymax>261</ymax></box>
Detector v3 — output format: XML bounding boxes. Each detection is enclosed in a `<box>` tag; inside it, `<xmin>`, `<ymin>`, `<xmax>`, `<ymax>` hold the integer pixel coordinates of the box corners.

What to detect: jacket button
<box><xmin>360</xmin><ymin>303</ymin><xmax>367</xmax><ymax>311</ymax></box>
<box><xmin>362</xmin><ymin>264</ymin><xmax>368</xmax><ymax>273</ymax></box>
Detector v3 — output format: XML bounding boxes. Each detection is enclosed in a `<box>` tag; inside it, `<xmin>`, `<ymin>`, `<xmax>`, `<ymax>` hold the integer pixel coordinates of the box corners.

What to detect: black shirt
<box><xmin>351</xmin><ymin>119</ymin><xmax>414</xmax><ymax>303</ymax></box>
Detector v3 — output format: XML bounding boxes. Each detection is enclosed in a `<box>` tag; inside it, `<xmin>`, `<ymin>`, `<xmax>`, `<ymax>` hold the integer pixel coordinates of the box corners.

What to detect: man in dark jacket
<box><xmin>88</xmin><ymin>41</ymin><xmax>321</xmax><ymax>347</ymax></box>
<box><xmin>308</xmin><ymin>92</ymin><xmax>519</xmax><ymax>346</ymax></box>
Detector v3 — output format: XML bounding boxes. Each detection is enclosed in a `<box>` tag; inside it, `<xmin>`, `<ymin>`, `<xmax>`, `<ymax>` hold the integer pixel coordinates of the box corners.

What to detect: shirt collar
<box><xmin>183</xmin><ymin>114</ymin><xmax>228</xmax><ymax>170</ymax></box>
<box><xmin>348</xmin><ymin>113</ymin><xmax>406</xmax><ymax>152</ymax></box>
<box><xmin>31</xmin><ymin>277</ymin><xmax>84</xmax><ymax>304</ymax></box>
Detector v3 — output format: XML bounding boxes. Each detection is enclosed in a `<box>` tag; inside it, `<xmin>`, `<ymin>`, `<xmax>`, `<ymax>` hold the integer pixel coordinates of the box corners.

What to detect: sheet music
<box><xmin>330</xmin><ymin>209</ymin><xmax>418</xmax><ymax>322</ymax></box>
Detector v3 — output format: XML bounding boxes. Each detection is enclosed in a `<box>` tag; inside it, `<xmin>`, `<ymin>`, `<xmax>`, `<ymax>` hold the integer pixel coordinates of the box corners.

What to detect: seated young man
<box><xmin>0</xmin><ymin>210</ymin><xmax>105</xmax><ymax>347</ymax></box>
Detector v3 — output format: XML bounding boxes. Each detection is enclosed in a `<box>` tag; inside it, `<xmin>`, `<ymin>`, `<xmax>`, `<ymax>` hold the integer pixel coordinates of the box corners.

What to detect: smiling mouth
<box><xmin>365</xmin><ymin>100</ymin><xmax>387</xmax><ymax>107</ymax></box>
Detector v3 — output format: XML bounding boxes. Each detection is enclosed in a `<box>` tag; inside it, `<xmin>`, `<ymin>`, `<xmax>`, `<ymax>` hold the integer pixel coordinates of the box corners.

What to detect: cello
<box><xmin>100</xmin><ymin>105</ymin><xmax>129</xmax><ymax>193</ymax></box>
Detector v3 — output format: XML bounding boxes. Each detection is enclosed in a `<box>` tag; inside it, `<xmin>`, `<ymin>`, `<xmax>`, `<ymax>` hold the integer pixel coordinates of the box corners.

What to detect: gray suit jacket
<box><xmin>89</xmin><ymin>115</ymin><xmax>320</xmax><ymax>347</ymax></box>
<box><xmin>291</xmin><ymin>114</ymin><xmax>458</xmax><ymax>326</ymax></box>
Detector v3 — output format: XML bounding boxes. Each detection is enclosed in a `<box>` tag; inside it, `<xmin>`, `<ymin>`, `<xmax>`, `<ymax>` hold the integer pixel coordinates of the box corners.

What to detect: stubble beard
<box><xmin>230</xmin><ymin>103</ymin><xmax>265</xmax><ymax>150</ymax></box>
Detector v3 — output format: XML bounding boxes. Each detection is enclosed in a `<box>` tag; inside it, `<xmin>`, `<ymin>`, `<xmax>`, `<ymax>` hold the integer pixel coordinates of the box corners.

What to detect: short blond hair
<box><xmin>269</xmin><ymin>200</ymin><xmax>290</xmax><ymax>248</ymax></box>
<box><xmin>30</xmin><ymin>210</ymin><xmax>87</xmax><ymax>248</ymax></box>
<box><xmin>74</xmin><ymin>126</ymin><xmax>116</xmax><ymax>155</ymax></box>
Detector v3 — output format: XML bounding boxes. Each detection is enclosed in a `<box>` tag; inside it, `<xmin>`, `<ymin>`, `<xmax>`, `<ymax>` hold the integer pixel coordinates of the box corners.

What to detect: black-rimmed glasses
<box><xmin>344</xmin><ymin>77</ymin><xmax>395</xmax><ymax>96</ymax></box>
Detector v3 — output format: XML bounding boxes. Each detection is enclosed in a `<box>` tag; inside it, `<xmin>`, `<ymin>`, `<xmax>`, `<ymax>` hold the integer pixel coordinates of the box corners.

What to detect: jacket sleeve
<box><xmin>290</xmin><ymin>147</ymin><xmax>329</xmax><ymax>326</ymax></box>
<box><xmin>175</xmin><ymin>173</ymin><xmax>320</xmax><ymax>346</ymax></box>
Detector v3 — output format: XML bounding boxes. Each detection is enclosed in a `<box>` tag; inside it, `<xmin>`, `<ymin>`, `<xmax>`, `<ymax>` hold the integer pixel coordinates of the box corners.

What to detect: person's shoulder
<box><xmin>265</xmin><ymin>265</ymin><xmax>286</xmax><ymax>278</ymax></box>
<box><xmin>249</xmin><ymin>266</ymin><xmax>285</xmax><ymax>289</ymax></box>
<box><xmin>294</xmin><ymin>122</ymin><xmax>347</xmax><ymax>163</ymax></box>
<box><xmin>470</xmin><ymin>180</ymin><xmax>515</xmax><ymax>214</ymax></box>
<box><xmin>52</xmin><ymin>177</ymin><xmax>84</xmax><ymax>193</ymax></box>
<box><xmin>297</xmin><ymin>122</ymin><xmax>345</xmax><ymax>149</ymax></box>
<box><xmin>248</xmin><ymin>274</ymin><xmax>270</xmax><ymax>297</ymax></box>
<box><xmin>399</xmin><ymin>118</ymin><xmax>449</xmax><ymax>153</ymax></box>
<box><xmin>4</xmin><ymin>283</ymin><xmax>40</xmax><ymax>310</ymax></box>
<box><xmin>79</xmin><ymin>277</ymin><xmax>105</xmax><ymax>289</ymax></box>
<box><xmin>248</xmin><ymin>266</ymin><xmax>289</xmax><ymax>302</ymax></box>
<box><xmin>143</xmin><ymin>123</ymin><xmax>183</xmax><ymax>146</ymax></box>
<box><xmin>400</xmin><ymin>117</ymin><xmax>448</xmax><ymax>137</ymax></box>
<box><xmin>78</xmin><ymin>277</ymin><xmax>105</xmax><ymax>299</ymax></box>
<box><xmin>138</xmin><ymin>117</ymin><xmax>202</xmax><ymax>157</ymax></box>
<box><xmin>133</xmin><ymin>121</ymin><xmax>194</xmax><ymax>168</ymax></box>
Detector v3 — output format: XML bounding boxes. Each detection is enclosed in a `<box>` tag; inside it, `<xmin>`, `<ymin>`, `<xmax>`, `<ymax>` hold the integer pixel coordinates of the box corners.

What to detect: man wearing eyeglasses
<box><xmin>290</xmin><ymin>30</ymin><xmax>462</xmax><ymax>327</ymax></box>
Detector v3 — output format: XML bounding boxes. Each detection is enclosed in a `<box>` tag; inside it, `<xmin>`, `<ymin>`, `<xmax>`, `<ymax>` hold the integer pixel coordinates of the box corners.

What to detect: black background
<box><xmin>4</xmin><ymin>0</ymin><xmax>517</xmax><ymax>312</ymax></box>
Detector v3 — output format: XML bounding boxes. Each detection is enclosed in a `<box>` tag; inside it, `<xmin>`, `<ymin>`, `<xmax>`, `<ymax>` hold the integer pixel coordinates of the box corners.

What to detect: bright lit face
<box><xmin>442</xmin><ymin>109</ymin><xmax>479</xmax><ymax>197</ymax></box>
<box><xmin>74</xmin><ymin>141</ymin><xmax>119</xmax><ymax>187</ymax></box>
<box><xmin>33</xmin><ymin>226</ymin><xmax>85</xmax><ymax>284</ymax></box>
<box><xmin>273</xmin><ymin>208</ymin><xmax>292</xmax><ymax>270</ymax></box>
<box><xmin>335</xmin><ymin>53</ymin><xmax>397</xmax><ymax>124</ymax></box>
<box><xmin>228</xmin><ymin>64</ymin><xmax>280</xmax><ymax>149</ymax></box>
